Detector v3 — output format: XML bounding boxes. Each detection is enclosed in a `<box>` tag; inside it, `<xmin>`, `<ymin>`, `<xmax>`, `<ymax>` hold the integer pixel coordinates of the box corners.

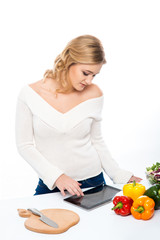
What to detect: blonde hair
<box><xmin>43</xmin><ymin>35</ymin><xmax>106</xmax><ymax>94</ymax></box>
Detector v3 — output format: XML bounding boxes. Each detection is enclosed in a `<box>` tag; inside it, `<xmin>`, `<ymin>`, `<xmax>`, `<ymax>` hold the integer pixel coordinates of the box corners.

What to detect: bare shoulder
<box><xmin>29</xmin><ymin>80</ymin><xmax>41</xmax><ymax>89</ymax></box>
<box><xmin>83</xmin><ymin>83</ymin><xmax>103</xmax><ymax>100</ymax></box>
<box><xmin>29</xmin><ymin>80</ymin><xmax>42</xmax><ymax>93</ymax></box>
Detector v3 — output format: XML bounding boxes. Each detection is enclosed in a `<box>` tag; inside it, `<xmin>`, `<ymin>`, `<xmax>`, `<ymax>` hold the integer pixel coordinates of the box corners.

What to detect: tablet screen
<box><xmin>64</xmin><ymin>184</ymin><xmax>121</xmax><ymax>210</ymax></box>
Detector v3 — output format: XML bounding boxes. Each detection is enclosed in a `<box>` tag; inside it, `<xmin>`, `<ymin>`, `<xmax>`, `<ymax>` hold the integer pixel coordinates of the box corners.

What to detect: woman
<box><xmin>15</xmin><ymin>35</ymin><xmax>141</xmax><ymax>197</ymax></box>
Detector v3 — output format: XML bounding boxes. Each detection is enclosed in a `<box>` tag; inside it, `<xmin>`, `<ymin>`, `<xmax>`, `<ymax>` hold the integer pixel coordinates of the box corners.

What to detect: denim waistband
<box><xmin>34</xmin><ymin>172</ymin><xmax>106</xmax><ymax>195</ymax></box>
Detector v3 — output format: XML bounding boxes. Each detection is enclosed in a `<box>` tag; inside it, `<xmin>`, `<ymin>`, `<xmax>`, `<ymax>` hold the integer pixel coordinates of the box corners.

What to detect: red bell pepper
<box><xmin>112</xmin><ymin>196</ymin><xmax>133</xmax><ymax>216</ymax></box>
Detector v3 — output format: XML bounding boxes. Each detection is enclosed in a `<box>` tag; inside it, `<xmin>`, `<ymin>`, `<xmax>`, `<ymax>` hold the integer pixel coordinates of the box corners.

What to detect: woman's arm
<box><xmin>90</xmin><ymin>118</ymin><xmax>137</xmax><ymax>184</ymax></box>
<box><xmin>15</xmin><ymin>98</ymin><xmax>64</xmax><ymax>190</ymax></box>
<box><xmin>15</xmin><ymin>98</ymin><xmax>84</xmax><ymax>195</ymax></box>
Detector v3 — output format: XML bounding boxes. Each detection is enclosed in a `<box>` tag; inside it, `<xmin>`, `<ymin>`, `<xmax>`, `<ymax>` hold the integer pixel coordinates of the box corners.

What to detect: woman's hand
<box><xmin>55</xmin><ymin>174</ymin><xmax>84</xmax><ymax>197</ymax></box>
<box><xmin>128</xmin><ymin>175</ymin><xmax>142</xmax><ymax>183</ymax></box>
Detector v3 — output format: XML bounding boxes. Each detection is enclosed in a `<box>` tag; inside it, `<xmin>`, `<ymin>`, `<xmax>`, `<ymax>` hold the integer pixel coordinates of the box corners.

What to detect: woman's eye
<box><xmin>83</xmin><ymin>71</ymin><xmax>89</xmax><ymax>76</ymax></box>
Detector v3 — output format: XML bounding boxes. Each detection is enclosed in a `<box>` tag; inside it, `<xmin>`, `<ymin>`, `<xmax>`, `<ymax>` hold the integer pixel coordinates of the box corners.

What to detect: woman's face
<box><xmin>68</xmin><ymin>63</ymin><xmax>103</xmax><ymax>92</ymax></box>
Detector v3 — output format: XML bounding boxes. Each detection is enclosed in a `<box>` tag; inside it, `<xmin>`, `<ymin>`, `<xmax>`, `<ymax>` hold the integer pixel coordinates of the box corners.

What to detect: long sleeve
<box><xmin>90</xmin><ymin>118</ymin><xmax>133</xmax><ymax>184</ymax></box>
<box><xmin>15</xmin><ymin>98</ymin><xmax>64</xmax><ymax>190</ymax></box>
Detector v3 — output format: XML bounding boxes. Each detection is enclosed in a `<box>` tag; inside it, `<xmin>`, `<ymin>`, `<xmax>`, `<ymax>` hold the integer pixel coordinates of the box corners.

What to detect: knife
<box><xmin>28</xmin><ymin>208</ymin><xmax>59</xmax><ymax>228</ymax></box>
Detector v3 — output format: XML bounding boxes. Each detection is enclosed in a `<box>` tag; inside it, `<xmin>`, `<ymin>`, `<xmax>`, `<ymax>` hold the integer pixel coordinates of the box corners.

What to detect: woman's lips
<box><xmin>80</xmin><ymin>83</ymin><xmax>86</xmax><ymax>87</ymax></box>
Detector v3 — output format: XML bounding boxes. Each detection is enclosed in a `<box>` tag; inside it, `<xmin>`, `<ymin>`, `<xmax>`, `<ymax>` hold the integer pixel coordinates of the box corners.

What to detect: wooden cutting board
<box><xmin>18</xmin><ymin>208</ymin><xmax>80</xmax><ymax>234</ymax></box>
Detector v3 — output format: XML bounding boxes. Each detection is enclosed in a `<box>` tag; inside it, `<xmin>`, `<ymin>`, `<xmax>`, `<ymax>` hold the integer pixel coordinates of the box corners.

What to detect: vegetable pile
<box><xmin>111</xmin><ymin>180</ymin><xmax>160</xmax><ymax>220</ymax></box>
<box><xmin>146</xmin><ymin>162</ymin><xmax>160</xmax><ymax>184</ymax></box>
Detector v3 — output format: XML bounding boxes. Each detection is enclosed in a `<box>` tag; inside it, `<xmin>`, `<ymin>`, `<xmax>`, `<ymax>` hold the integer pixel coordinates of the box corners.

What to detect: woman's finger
<box><xmin>74</xmin><ymin>186</ymin><xmax>84</xmax><ymax>196</ymax></box>
<box><xmin>60</xmin><ymin>188</ymin><xmax>66</xmax><ymax>196</ymax></box>
<box><xmin>73</xmin><ymin>183</ymin><xmax>84</xmax><ymax>196</ymax></box>
<box><xmin>66</xmin><ymin>187</ymin><xmax>76</xmax><ymax>196</ymax></box>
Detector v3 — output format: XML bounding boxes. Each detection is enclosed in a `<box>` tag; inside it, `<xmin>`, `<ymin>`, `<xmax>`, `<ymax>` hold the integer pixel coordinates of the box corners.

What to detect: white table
<box><xmin>0</xmin><ymin>180</ymin><xmax>159</xmax><ymax>240</ymax></box>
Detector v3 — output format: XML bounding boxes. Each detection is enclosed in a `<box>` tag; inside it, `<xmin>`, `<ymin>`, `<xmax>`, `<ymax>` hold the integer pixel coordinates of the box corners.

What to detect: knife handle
<box><xmin>28</xmin><ymin>208</ymin><xmax>42</xmax><ymax>217</ymax></box>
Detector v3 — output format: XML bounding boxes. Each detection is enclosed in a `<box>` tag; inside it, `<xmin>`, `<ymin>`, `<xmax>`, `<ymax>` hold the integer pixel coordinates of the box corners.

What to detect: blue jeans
<box><xmin>34</xmin><ymin>172</ymin><xmax>106</xmax><ymax>195</ymax></box>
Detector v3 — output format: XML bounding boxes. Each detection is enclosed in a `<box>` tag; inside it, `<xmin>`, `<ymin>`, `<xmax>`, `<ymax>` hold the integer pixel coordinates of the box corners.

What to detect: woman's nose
<box><xmin>85</xmin><ymin>76</ymin><xmax>93</xmax><ymax>85</ymax></box>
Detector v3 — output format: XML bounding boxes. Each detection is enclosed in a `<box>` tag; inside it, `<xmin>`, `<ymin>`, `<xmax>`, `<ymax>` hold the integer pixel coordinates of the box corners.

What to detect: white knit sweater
<box><xmin>15</xmin><ymin>85</ymin><xmax>133</xmax><ymax>190</ymax></box>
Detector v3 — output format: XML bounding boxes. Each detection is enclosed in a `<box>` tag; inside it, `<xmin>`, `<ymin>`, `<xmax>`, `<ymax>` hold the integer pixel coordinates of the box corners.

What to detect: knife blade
<box><xmin>28</xmin><ymin>208</ymin><xmax>59</xmax><ymax>228</ymax></box>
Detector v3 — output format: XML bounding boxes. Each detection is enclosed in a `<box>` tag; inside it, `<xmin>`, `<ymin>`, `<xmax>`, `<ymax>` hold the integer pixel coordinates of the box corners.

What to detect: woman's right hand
<box><xmin>55</xmin><ymin>174</ymin><xmax>84</xmax><ymax>197</ymax></box>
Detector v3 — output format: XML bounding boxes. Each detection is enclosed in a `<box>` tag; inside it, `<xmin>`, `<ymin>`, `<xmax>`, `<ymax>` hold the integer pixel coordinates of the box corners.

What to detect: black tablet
<box><xmin>64</xmin><ymin>184</ymin><xmax>121</xmax><ymax>210</ymax></box>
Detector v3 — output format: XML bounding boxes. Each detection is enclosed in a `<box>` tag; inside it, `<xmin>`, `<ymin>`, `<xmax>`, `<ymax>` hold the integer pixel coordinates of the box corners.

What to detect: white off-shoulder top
<box><xmin>15</xmin><ymin>85</ymin><xmax>133</xmax><ymax>190</ymax></box>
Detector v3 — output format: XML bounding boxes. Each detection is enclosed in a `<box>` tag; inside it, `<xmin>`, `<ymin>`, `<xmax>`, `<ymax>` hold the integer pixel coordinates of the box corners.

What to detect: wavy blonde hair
<box><xmin>43</xmin><ymin>35</ymin><xmax>106</xmax><ymax>94</ymax></box>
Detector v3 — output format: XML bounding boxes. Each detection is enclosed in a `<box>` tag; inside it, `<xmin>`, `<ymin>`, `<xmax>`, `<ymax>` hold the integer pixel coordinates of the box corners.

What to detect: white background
<box><xmin>0</xmin><ymin>0</ymin><xmax>160</xmax><ymax>199</ymax></box>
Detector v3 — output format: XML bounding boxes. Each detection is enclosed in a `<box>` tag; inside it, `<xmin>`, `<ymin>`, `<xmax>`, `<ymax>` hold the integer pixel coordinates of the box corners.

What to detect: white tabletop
<box><xmin>0</xmin><ymin>180</ymin><xmax>159</xmax><ymax>240</ymax></box>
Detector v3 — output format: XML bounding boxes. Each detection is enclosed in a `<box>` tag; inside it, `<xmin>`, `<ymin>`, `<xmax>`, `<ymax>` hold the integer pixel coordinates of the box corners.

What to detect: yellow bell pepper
<box><xmin>123</xmin><ymin>180</ymin><xmax>146</xmax><ymax>201</ymax></box>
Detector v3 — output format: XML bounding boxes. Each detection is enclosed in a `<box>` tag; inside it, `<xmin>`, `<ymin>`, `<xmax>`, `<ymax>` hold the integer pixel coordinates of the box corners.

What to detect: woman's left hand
<box><xmin>127</xmin><ymin>175</ymin><xmax>142</xmax><ymax>183</ymax></box>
